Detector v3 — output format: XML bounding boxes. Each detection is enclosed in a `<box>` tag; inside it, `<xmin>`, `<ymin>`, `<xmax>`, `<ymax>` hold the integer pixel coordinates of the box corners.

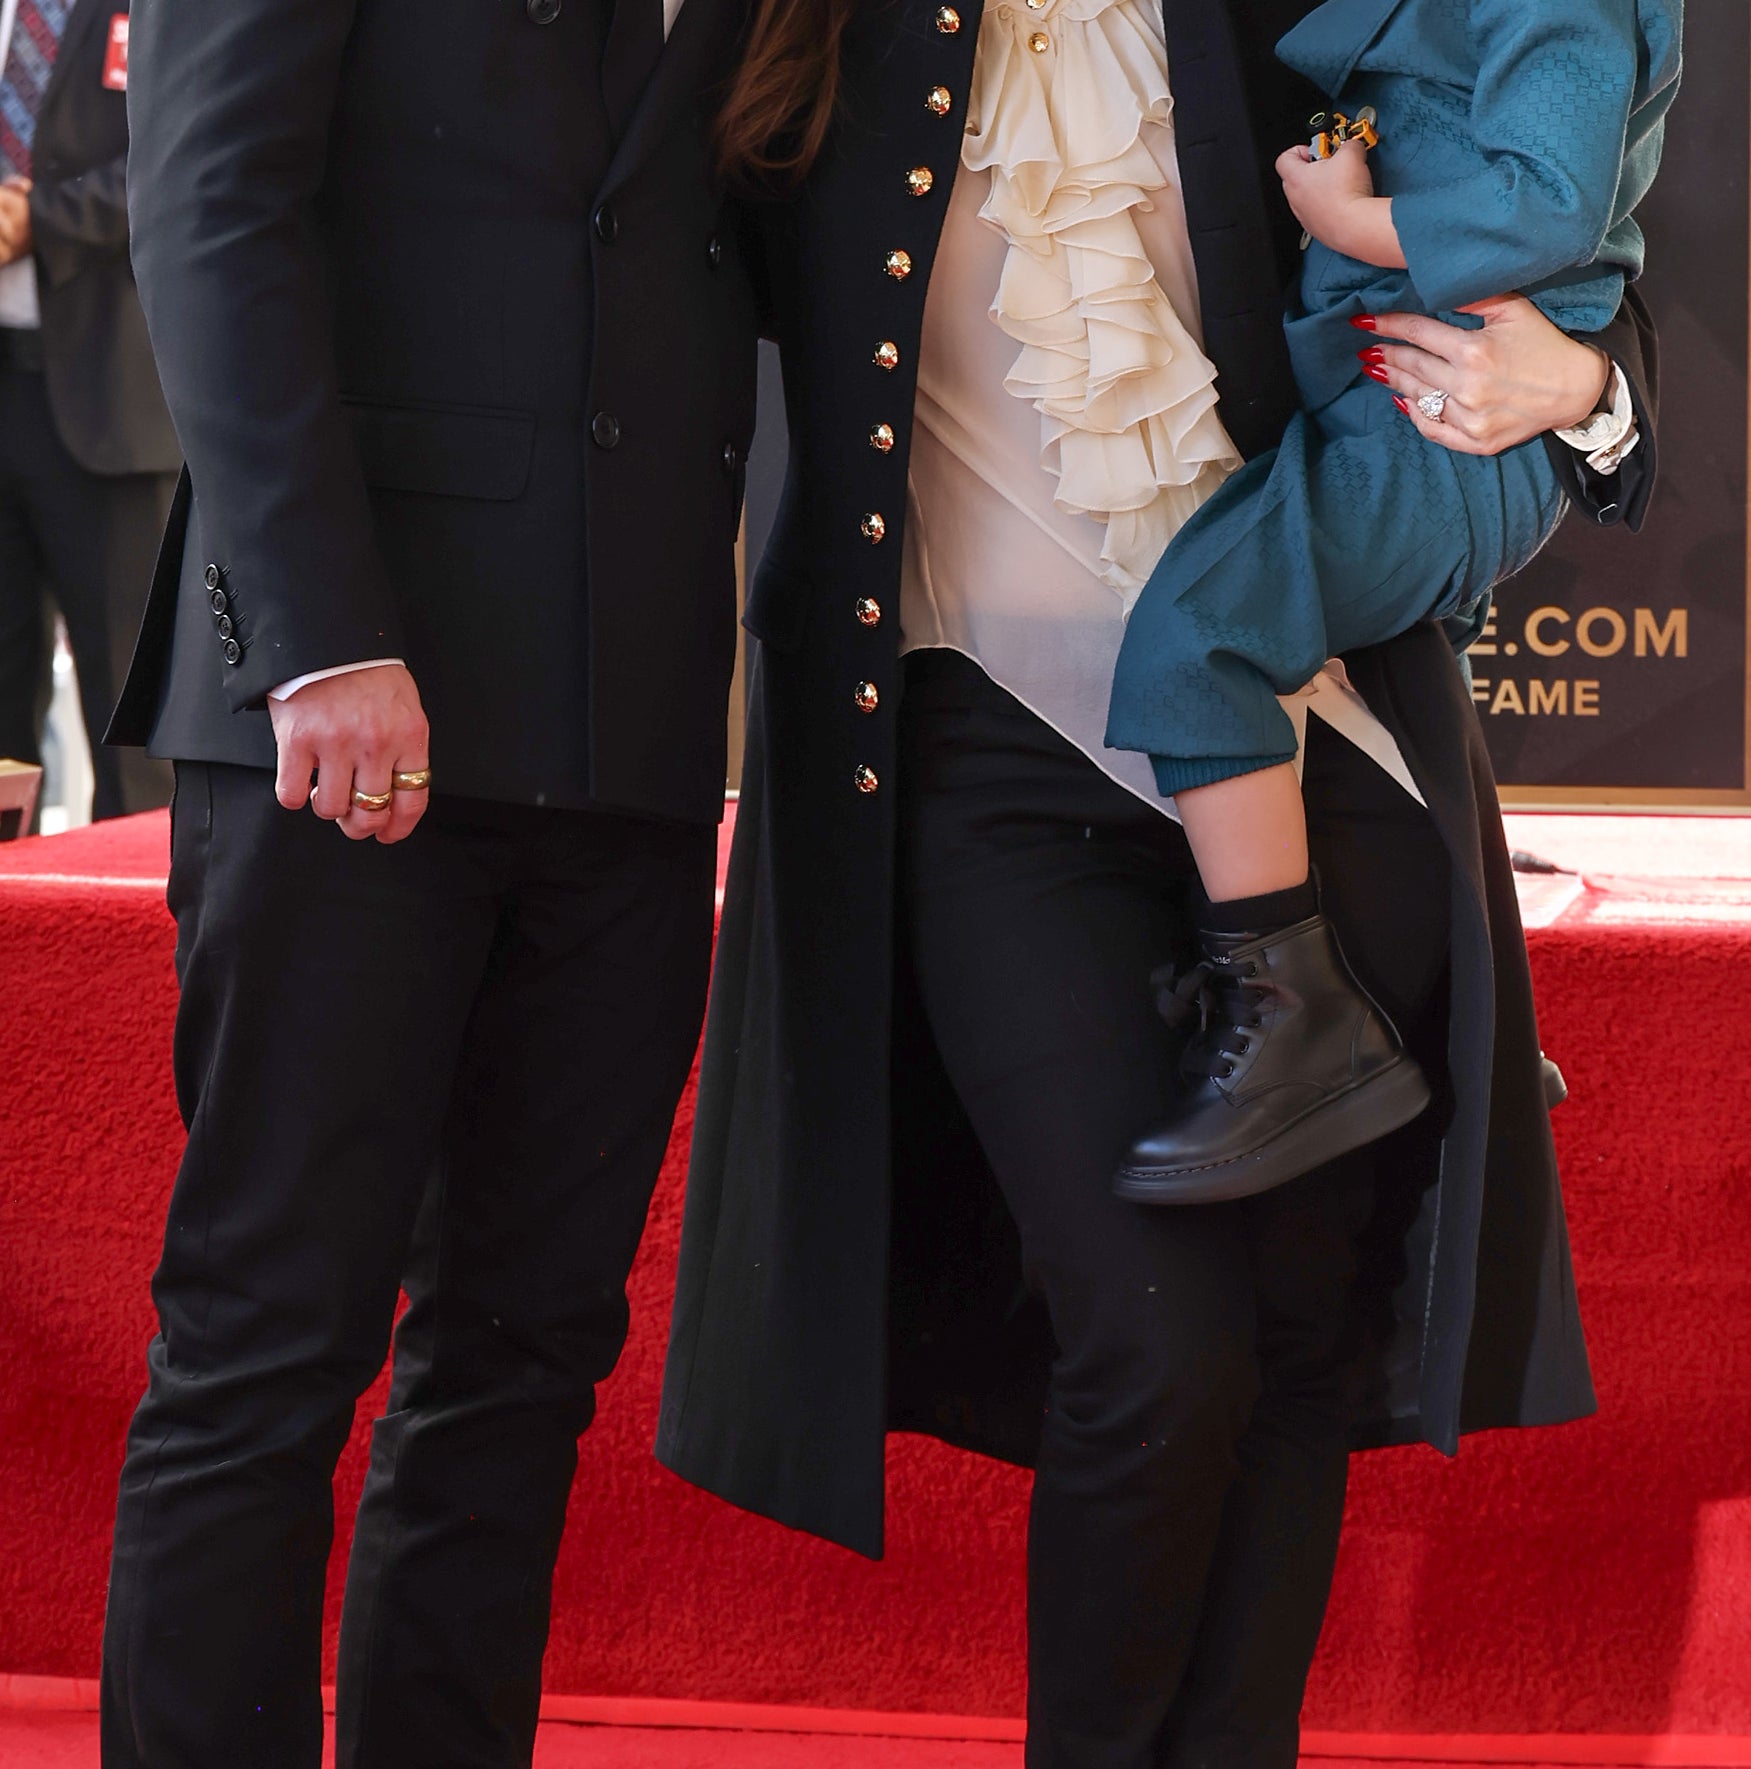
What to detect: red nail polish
<box><xmin>1351</xmin><ymin>315</ymin><xmax>1379</xmax><ymax>331</ymax></box>
<box><xmin>1392</xmin><ymin>394</ymin><xmax>1411</xmax><ymax>414</ymax></box>
<box><xmin>1364</xmin><ymin>364</ymin><xmax>1391</xmax><ymax>384</ymax></box>
<box><xmin>1358</xmin><ymin>346</ymin><xmax>1387</xmax><ymax>366</ymax></box>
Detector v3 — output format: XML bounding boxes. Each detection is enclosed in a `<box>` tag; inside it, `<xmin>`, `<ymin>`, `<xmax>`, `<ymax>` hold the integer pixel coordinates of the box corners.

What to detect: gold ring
<box><xmin>391</xmin><ymin>769</ymin><xmax>433</xmax><ymax>793</ymax></box>
<box><xmin>351</xmin><ymin>787</ymin><xmax>394</xmax><ymax>813</ymax></box>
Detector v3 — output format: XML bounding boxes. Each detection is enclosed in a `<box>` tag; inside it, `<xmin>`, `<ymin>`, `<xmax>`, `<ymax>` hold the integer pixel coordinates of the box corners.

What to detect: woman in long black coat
<box><xmin>659</xmin><ymin>1</ymin><xmax>1659</xmax><ymax>1761</ymax></box>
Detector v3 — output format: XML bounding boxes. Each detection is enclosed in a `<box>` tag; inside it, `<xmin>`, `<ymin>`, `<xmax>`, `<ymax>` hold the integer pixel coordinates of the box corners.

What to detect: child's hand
<box><xmin>1275</xmin><ymin>138</ymin><xmax>1405</xmax><ymax>271</ymax></box>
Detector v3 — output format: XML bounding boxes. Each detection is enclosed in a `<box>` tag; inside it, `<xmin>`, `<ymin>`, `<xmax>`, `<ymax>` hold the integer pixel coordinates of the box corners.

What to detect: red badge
<box><xmin>101</xmin><ymin>14</ymin><xmax>129</xmax><ymax>91</ymax></box>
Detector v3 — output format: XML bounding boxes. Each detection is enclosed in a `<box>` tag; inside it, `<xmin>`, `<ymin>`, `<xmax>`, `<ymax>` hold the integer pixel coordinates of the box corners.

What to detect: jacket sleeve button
<box><xmin>217</xmin><ymin>614</ymin><xmax>234</xmax><ymax>639</ymax></box>
<box><xmin>527</xmin><ymin>0</ymin><xmax>562</xmax><ymax>22</ymax></box>
<box><xmin>592</xmin><ymin>412</ymin><xmax>622</xmax><ymax>449</ymax></box>
<box><xmin>856</xmin><ymin>597</ymin><xmax>882</xmax><ymax>626</ymax></box>
<box><xmin>594</xmin><ymin>204</ymin><xmax>619</xmax><ymax>243</ymax></box>
<box><xmin>707</xmin><ymin>234</ymin><xmax>724</xmax><ymax>267</ymax></box>
<box><xmin>854</xmin><ymin>765</ymin><xmax>880</xmax><ymax>794</ymax></box>
<box><xmin>722</xmin><ymin>441</ymin><xmax>741</xmax><ymax>474</ymax></box>
<box><xmin>222</xmin><ymin>638</ymin><xmax>242</xmax><ymax>665</ymax></box>
<box><xmin>861</xmin><ymin>512</ymin><xmax>887</xmax><ymax>543</ymax></box>
<box><xmin>203</xmin><ymin>563</ymin><xmax>221</xmax><ymax>591</ymax></box>
<box><xmin>209</xmin><ymin>588</ymin><xmax>228</xmax><ymax>615</ymax></box>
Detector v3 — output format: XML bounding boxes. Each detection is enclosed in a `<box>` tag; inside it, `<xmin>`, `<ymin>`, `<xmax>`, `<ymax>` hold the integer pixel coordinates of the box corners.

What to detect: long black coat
<box><xmin>110</xmin><ymin>0</ymin><xmax>759</xmax><ymax>823</ymax></box>
<box><xmin>657</xmin><ymin>0</ymin><xmax>1656</xmax><ymax>1558</ymax></box>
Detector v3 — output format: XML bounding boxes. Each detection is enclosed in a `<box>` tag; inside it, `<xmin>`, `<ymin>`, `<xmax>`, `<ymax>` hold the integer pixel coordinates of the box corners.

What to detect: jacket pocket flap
<box><xmin>343</xmin><ymin>399</ymin><xmax>537</xmax><ymax>502</ymax></box>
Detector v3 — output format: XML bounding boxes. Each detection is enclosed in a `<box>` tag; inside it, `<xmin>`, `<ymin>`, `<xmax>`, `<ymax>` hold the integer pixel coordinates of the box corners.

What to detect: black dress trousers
<box><xmin>100</xmin><ymin>764</ymin><xmax>717</xmax><ymax>1769</ymax></box>
<box><xmin>896</xmin><ymin>651</ymin><xmax>1452</xmax><ymax>1769</ymax></box>
<box><xmin>0</xmin><ymin>352</ymin><xmax>175</xmax><ymax>819</ymax></box>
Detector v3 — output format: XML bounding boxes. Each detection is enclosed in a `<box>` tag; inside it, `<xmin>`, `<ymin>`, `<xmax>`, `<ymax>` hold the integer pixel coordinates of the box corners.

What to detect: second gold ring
<box><xmin>351</xmin><ymin>787</ymin><xmax>394</xmax><ymax>813</ymax></box>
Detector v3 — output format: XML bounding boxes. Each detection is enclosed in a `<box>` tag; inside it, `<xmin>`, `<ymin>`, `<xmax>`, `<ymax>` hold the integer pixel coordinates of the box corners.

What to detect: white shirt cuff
<box><xmin>1553</xmin><ymin>363</ymin><xmax>1640</xmax><ymax>477</ymax></box>
<box><xmin>268</xmin><ymin>659</ymin><xmax>405</xmax><ymax>702</ymax></box>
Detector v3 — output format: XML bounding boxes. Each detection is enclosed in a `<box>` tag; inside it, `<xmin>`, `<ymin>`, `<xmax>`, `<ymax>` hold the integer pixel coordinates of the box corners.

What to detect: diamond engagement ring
<box><xmin>1417</xmin><ymin>389</ymin><xmax>1451</xmax><ymax>423</ymax></box>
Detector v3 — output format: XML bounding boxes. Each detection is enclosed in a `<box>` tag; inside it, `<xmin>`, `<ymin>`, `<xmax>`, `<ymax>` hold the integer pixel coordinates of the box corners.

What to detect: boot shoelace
<box><xmin>1150</xmin><ymin>955</ymin><xmax>1267</xmax><ymax>1080</ymax></box>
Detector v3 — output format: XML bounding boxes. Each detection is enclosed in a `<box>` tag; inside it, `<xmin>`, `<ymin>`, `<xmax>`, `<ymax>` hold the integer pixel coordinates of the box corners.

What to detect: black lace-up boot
<box><xmin>1114</xmin><ymin>911</ymin><xmax>1432</xmax><ymax>1206</ymax></box>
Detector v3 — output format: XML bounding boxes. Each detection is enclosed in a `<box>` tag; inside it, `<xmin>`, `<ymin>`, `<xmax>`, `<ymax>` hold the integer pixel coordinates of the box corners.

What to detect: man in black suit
<box><xmin>0</xmin><ymin>0</ymin><xmax>178</xmax><ymax>821</ymax></box>
<box><xmin>100</xmin><ymin>0</ymin><xmax>757</xmax><ymax>1763</ymax></box>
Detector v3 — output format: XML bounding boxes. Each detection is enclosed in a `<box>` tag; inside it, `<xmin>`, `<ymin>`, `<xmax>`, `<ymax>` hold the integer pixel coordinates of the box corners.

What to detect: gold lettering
<box><xmin>1471</xmin><ymin>678</ymin><xmax>1492</xmax><ymax>706</ymax></box>
<box><xmin>1634</xmin><ymin>608</ymin><xmax>1688</xmax><ymax>658</ymax></box>
<box><xmin>1575</xmin><ymin>680</ymin><xmax>1601</xmax><ymax>716</ymax></box>
<box><xmin>1490</xmin><ymin>679</ymin><xmax>1526</xmax><ymax>716</ymax></box>
<box><xmin>1526</xmin><ymin>608</ymin><xmax>1571</xmax><ymax>657</ymax></box>
<box><xmin>1576</xmin><ymin>607</ymin><xmax>1628</xmax><ymax>658</ymax></box>
<box><xmin>1528</xmin><ymin>680</ymin><xmax>1569</xmax><ymax>716</ymax></box>
<box><xmin>1470</xmin><ymin>606</ymin><xmax>1501</xmax><ymax>657</ymax></box>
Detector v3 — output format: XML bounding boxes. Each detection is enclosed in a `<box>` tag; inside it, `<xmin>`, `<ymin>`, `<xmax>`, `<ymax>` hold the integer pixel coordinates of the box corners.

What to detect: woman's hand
<box><xmin>1359</xmin><ymin>294</ymin><xmax>1614</xmax><ymax>457</ymax></box>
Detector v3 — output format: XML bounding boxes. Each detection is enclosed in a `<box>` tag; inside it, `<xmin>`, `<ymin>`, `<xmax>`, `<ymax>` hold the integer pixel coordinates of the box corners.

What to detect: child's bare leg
<box><xmin>1173</xmin><ymin>762</ymin><xmax>1310</xmax><ymax>905</ymax></box>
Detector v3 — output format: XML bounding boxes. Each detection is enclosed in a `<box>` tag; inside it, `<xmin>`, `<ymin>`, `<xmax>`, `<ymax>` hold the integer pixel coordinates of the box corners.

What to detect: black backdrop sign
<box><xmin>740</xmin><ymin>3</ymin><xmax>1751</xmax><ymax>811</ymax></box>
<box><xmin>1482</xmin><ymin>0</ymin><xmax>1749</xmax><ymax>809</ymax></box>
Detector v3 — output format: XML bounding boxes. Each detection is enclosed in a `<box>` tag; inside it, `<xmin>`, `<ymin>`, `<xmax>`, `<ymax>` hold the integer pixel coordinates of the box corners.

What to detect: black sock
<box><xmin>1200</xmin><ymin>875</ymin><xmax>1319</xmax><ymax>936</ymax></box>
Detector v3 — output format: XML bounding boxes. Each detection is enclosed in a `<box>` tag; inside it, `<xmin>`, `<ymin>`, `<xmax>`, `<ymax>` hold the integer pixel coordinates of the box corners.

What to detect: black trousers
<box><xmin>896</xmin><ymin>651</ymin><xmax>1451</xmax><ymax>1769</ymax></box>
<box><xmin>0</xmin><ymin>353</ymin><xmax>175</xmax><ymax>820</ymax></box>
<box><xmin>101</xmin><ymin>764</ymin><xmax>717</xmax><ymax>1769</ymax></box>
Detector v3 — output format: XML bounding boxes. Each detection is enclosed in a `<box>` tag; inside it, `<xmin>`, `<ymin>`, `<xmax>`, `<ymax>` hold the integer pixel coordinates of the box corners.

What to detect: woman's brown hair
<box><xmin>716</xmin><ymin>0</ymin><xmax>856</xmax><ymax>185</ymax></box>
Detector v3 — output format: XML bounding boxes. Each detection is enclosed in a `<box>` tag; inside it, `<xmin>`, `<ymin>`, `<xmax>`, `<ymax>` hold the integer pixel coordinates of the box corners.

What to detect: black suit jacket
<box><xmin>21</xmin><ymin>0</ymin><xmax>178</xmax><ymax>476</ymax></box>
<box><xmin>109</xmin><ymin>0</ymin><xmax>760</xmax><ymax>823</ymax></box>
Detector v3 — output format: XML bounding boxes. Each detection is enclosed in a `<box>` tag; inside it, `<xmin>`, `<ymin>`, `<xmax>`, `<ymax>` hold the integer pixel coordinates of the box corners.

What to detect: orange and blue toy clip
<box><xmin>1307</xmin><ymin>106</ymin><xmax>1380</xmax><ymax>159</ymax></box>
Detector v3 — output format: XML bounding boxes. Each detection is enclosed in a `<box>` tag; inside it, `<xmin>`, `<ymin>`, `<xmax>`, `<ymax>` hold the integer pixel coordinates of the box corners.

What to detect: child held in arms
<box><xmin>1106</xmin><ymin>0</ymin><xmax>1681</xmax><ymax>1206</ymax></box>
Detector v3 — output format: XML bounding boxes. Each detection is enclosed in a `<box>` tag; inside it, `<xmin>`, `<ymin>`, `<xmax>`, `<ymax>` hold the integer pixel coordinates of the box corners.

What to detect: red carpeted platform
<box><xmin>2</xmin><ymin>807</ymin><xmax>1749</xmax><ymax>1758</ymax></box>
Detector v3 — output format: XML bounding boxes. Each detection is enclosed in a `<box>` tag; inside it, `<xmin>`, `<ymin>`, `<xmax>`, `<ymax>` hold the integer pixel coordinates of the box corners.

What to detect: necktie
<box><xmin>0</xmin><ymin>0</ymin><xmax>70</xmax><ymax>182</ymax></box>
<box><xmin>601</xmin><ymin>0</ymin><xmax>664</xmax><ymax>142</ymax></box>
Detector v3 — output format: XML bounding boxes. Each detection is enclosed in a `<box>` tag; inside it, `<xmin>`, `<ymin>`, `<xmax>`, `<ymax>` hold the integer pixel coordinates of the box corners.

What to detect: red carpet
<box><xmin>1</xmin><ymin>808</ymin><xmax>1748</xmax><ymax>1748</ymax></box>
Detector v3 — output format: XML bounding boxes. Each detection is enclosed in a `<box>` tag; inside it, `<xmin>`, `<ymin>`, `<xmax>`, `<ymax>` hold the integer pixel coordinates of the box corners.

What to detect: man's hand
<box><xmin>1360</xmin><ymin>295</ymin><xmax>1614</xmax><ymax>457</ymax></box>
<box><xmin>0</xmin><ymin>180</ymin><xmax>33</xmax><ymax>267</ymax></box>
<box><xmin>269</xmin><ymin>662</ymin><xmax>432</xmax><ymax>844</ymax></box>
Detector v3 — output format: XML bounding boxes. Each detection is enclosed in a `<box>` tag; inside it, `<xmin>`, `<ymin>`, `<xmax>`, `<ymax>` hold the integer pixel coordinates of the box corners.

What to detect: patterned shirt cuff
<box><xmin>1553</xmin><ymin>363</ymin><xmax>1640</xmax><ymax>477</ymax></box>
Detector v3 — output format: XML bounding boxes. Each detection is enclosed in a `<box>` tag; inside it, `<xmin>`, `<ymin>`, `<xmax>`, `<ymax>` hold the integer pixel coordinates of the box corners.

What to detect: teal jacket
<box><xmin>1282</xmin><ymin>0</ymin><xmax>1682</xmax><ymax>412</ymax></box>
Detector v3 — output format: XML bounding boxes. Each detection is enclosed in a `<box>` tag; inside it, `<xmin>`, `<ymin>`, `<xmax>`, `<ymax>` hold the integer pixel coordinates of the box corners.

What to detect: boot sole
<box><xmin>1114</xmin><ymin>1058</ymin><xmax>1434</xmax><ymax>1207</ymax></box>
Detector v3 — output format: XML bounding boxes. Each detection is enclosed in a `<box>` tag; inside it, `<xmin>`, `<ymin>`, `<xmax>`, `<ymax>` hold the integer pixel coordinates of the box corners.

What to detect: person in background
<box><xmin>0</xmin><ymin>0</ymin><xmax>178</xmax><ymax>821</ymax></box>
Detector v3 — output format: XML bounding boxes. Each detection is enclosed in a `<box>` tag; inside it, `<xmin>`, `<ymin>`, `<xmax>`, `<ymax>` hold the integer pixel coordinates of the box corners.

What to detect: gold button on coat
<box><xmin>1028</xmin><ymin>29</ymin><xmax>1049</xmax><ymax>50</ymax></box>
<box><xmin>854</xmin><ymin>765</ymin><xmax>880</xmax><ymax>794</ymax></box>
<box><xmin>856</xmin><ymin>597</ymin><xmax>883</xmax><ymax>626</ymax></box>
<box><xmin>906</xmin><ymin>166</ymin><xmax>935</xmax><ymax>197</ymax></box>
<box><xmin>936</xmin><ymin>4</ymin><xmax>961</xmax><ymax>29</ymax></box>
<box><xmin>862</xmin><ymin>512</ymin><xmax>887</xmax><ymax>543</ymax></box>
<box><xmin>874</xmin><ymin>340</ymin><xmax>900</xmax><ymax>370</ymax></box>
<box><xmin>869</xmin><ymin>423</ymin><xmax>896</xmax><ymax>452</ymax></box>
<box><xmin>854</xmin><ymin>682</ymin><xmax>880</xmax><ymax>713</ymax></box>
<box><xmin>926</xmin><ymin>85</ymin><xmax>952</xmax><ymax>115</ymax></box>
<box><xmin>885</xmin><ymin>248</ymin><xmax>913</xmax><ymax>279</ymax></box>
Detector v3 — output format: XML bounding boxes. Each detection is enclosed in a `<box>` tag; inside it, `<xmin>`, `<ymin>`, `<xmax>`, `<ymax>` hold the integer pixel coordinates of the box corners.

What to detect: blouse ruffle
<box><xmin>964</xmin><ymin>0</ymin><xmax>1241</xmax><ymax>601</ymax></box>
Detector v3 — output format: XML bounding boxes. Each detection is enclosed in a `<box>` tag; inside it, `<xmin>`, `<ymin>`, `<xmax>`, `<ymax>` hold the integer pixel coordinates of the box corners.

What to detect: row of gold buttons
<box><xmin>853</xmin><ymin>5</ymin><xmax>962</xmax><ymax>795</ymax></box>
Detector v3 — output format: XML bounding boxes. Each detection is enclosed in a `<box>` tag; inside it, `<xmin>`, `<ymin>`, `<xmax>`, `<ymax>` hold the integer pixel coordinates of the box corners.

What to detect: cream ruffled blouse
<box><xmin>900</xmin><ymin>0</ymin><xmax>1421</xmax><ymax>815</ymax></box>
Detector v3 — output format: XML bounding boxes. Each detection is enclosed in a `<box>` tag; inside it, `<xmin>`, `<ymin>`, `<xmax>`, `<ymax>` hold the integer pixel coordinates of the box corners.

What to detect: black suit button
<box><xmin>203</xmin><ymin>563</ymin><xmax>221</xmax><ymax>591</ymax></box>
<box><xmin>222</xmin><ymin>638</ymin><xmax>242</xmax><ymax>665</ymax></box>
<box><xmin>217</xmin><ymin>614</ymin><xmax>234</xmax><ymax>639</ymax></box>
<box><xmin>209</xmin><ymin>588</ymin><xmax>228</xmax><ymax>615</ymax></box>
<box><xmin>707</xmin><ymin>234</ymin><xmax>723</xmax><ymax>268</ymax></box>
<box><xmin>527</xmin><ymin>0</ymin><xmax>561</xmax><ymax>22</ymax></box>
<box><xmin>721</xmin><ymin>441</ymin><xmax>740</xmax><ymax>475</ymax></box>
<box><xmin>594</xmin><ymin>204</ymin><xmax>619</xmax><ymax>244</ymax></box>
<box><xmin>592</xmin><ymin>412</ymin><xmax>622</xmax><ymax>449</ymax></box>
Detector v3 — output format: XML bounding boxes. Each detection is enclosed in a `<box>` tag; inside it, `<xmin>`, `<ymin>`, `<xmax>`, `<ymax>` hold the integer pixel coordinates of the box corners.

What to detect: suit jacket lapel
<box><xmin>38</xmin><ymin>0</ymin><xmax>112</xmax><ymax>129</ymax></box>
<box><xmin>599</xmin><ymin>0</ymin><xmax>740</xmax><ymax>198</ymax></box>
